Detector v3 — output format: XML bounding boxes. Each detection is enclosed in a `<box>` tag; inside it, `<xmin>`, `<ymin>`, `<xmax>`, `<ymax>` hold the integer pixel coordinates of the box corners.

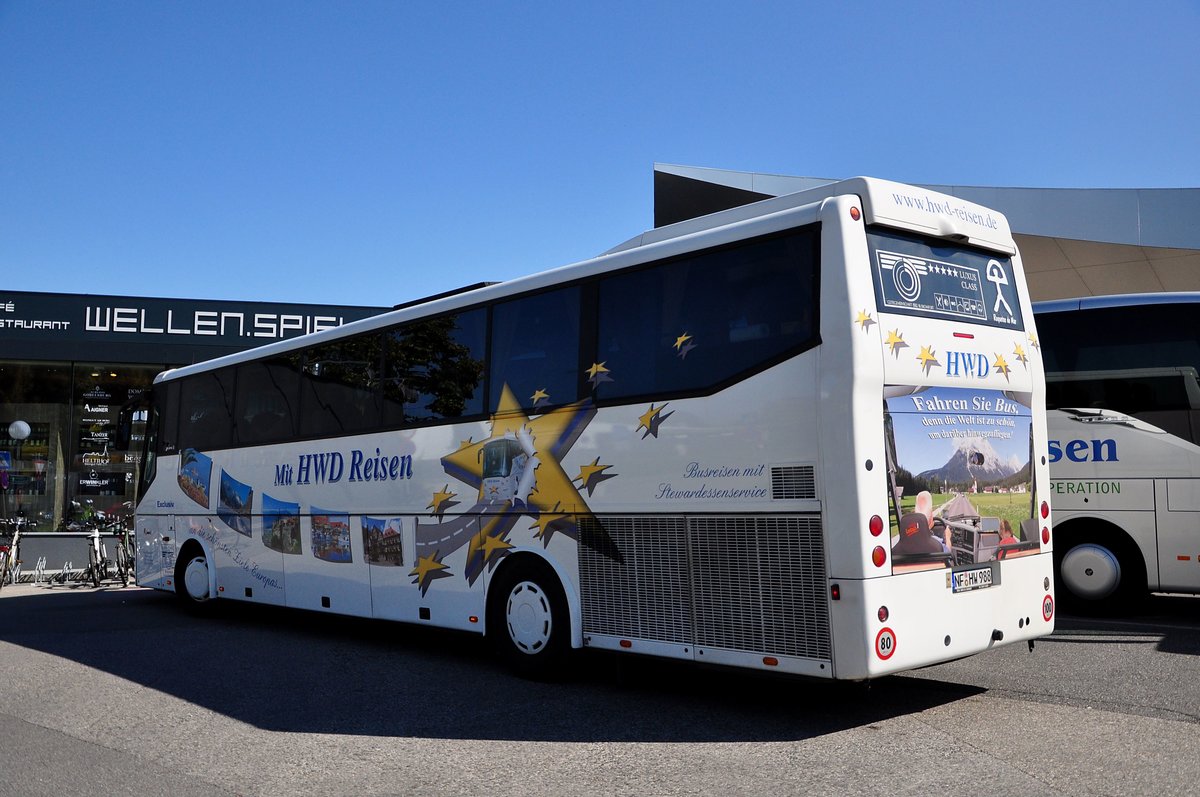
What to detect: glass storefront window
<box><xmin>0</xmin><ymin>360</ymin><xmax>72</xmax><ymax>530</ymax></box>
<box><xmin>0</xmin><ymin>360</ymin><xmax>164</xmax><ymax>533</ymax></box>
<box><xmin>66</xmin><ymin>364</ymin><xmax>163</xmax><ymax>531</ymax></box>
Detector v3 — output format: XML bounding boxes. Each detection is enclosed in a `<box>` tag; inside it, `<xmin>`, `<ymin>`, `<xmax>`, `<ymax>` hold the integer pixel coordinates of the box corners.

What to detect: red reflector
<box><xmin>953</xmin><ymin>332</ymin><xmax>974</xmax><ymax>339</ymax></box>
<box><xmin>878</xmin><ymin>605</ymin><xmax>889</xmax><ymax>622</ymax></box>
<box><xmin>869</xmin><ymin>515</ymin><xmax>884</xmax><ymax>536</ymax></box>
<box><xmin>763</xmin><ymin>656</ymin><xmax>779</xmax><ymax>667</ymax></box>
<box><xmin>1042</xmin><ymin>527</ymin><xmax>1051</xmax><ymax>544</ymax></box>
<box><xmin>218</xmin><ymin>586</ymin><xmax>224</xmax><ymax>593</ymax></box>
<box><xmin>830</xmin><ymin>583</ymin><xmax>841</xmax><ymax>600</ymax></box>
<box><xmin>619</xmin><ymin>639</ymin><xmax>632</xmax><ymax>649</ymax></box>
<box><xmin>1041</xmin><ymin>501</ymin><xmax>1050</xmax><ymax>519</ymax></box>
<box><xmin>850</xmin><ymin>206</ymin><xmax>861</xmax><ymax>221</ymax></box>
<box><xmin>469</xmin><ymin>615</ymin><xmax>479</xmax><ymax>624</ymax></box>
<box><xmin>871</xmin><ymin>546</ymin><xmax>887</xmax><ymax>567</ymax></box>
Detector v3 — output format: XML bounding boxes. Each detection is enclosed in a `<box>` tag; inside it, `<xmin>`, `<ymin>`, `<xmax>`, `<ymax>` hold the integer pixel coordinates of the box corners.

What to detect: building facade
<box><xmin>1</xmin><ymin>291</ymin><xmax>385</xmax><ymax>532</ymax></box>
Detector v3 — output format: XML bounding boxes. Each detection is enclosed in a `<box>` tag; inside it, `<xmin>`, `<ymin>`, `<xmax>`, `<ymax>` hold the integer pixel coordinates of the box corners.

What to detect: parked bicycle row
<box><xmin>0</xmin><ymin>523</ymin><xmax>135</xmax><ymax>591</ymax></box>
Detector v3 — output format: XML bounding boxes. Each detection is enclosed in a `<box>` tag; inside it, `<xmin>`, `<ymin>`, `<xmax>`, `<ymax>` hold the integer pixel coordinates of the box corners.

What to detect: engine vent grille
<box><xmin>578</xmin><ymin>515</ymin><xmax>830</xmax><ymax>660</ymax></box>
<box><xmin>771</xmin><ymin>465</ymin><xmax>816</xmax><ymax>500</ymax></box>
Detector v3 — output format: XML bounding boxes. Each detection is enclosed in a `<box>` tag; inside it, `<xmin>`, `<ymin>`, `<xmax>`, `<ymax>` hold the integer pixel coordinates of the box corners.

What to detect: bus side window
<box><xmin>298</xmin><ymin>335</ymin><xmax>383</xmax><ymax>437</ymax></box>
<box><xmin>489</xmin><ymin>286</ymin><xmax>581</xmax><ymax>411</ymax></box>
<box><xmin>159</xmin><ymin>380</ymin><xmax>180</xmax><ymax>455</ymax></box>
<box><xmin>178</xmin><ymin>368</ymin><xmax>236</xmax><ymax>451</ymax></box>
<box><xmin>235</xmin><ymin>357</ymin><xmax>301</xmax><ymax>445</ymax></box>
<box><xmin>381</xmin><ymin>309</ymin><xmax>486</xmax><ymax>426</ymax></box>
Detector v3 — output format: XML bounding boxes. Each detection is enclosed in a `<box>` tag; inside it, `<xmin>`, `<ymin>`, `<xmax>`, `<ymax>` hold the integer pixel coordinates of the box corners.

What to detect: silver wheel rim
<box><xmin>183</xmin><ymin>556</ymin><xmax>210</xmax><ymax>601</ymax></box>
<box><xmin>505</xmin><ymin>580</ymin><xmax>552</xmax><ymax>655</ymax></box>
<box><xmin>1061</xmin><ymin>543</ymin><xmax>1121</xmax><ymax>601</ymax></box>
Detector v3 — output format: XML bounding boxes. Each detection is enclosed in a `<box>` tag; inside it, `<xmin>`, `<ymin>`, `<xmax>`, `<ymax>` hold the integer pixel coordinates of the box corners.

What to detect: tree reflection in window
<box><xmin>381</xmin><ymin>309</ymin><xmax>486</xmax><ymax>426</ymax></box>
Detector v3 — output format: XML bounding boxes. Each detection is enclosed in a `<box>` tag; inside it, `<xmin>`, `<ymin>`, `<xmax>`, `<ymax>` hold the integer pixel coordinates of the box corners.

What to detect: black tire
<box><xmin>117</xmin><ymin>548</ymin><xmax>129</xmax><ymax>587</ymax></box>
<box><xmin>175</xmin><ymin>544</ymin><xmax>213</xmax><ymax>609</ymax></box>
<box><xmin>1054</xmin><ymin>526</ymin><xmax>1146</xmax><ymax>615</ymax></box>
<box><xmin>487</xmin><ymin>558</ymin><xmax>570</xmax><ymax>680</ymax></box>
<box><xmin>88</xmin><ymin>547</ymin><xmax>101</xmax><ymax>588</ymax></box>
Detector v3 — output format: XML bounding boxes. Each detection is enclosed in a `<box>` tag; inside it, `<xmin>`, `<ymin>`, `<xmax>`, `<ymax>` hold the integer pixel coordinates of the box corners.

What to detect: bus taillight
<box><xmin>1041</xmin><ymin>501</ymin><xmax>1050</xmax><ymax>519</ymax></box>
<box><xmin>1042</xmin><ymin>527</ymin><xmax>1051</xmax><ymax>544</ymax></box>
<box><xmin>871</xmin><ymin>546</ymin><xmax>887</xmax><ymax>567</ymax></box>
<box><xmin>869</xmin><ymin>515</ymin><xmax>884</xmax><ymax>536</ymax></box>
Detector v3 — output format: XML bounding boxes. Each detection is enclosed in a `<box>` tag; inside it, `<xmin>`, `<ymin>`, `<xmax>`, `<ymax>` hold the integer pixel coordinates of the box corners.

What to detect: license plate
<box><xmin>949</xmin><ymin>566</ymin><xmax>993</xmax><ymax>593</ymax></box>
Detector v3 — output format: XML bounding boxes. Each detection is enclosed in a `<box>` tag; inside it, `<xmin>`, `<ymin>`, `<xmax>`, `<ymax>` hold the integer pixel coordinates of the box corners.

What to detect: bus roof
<box><xmin>1034</xmin><ymin>291</ymin><xmax>1200</xmax><ymax>314</ymax></box>
<box><xmin>155</xmin><ymin>176</ymin><xmax>1015</xmax><ymax>385</ymax></box>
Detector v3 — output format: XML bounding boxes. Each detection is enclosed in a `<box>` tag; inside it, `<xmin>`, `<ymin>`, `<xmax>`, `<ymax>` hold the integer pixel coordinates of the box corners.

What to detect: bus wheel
<box><xmin>175</xmin><ymin>546</ymin><xmax>212</xmax><ymax>607</ymax></box>
<box><xmin>1056</xmin><ymin>536</ymin><xmax>1144</xmax><ymax>614</ymax></box>
<box><xmin>487</xmin><ymin>559</ymin><xmax>569</xmax><ymax>680</ymax></box>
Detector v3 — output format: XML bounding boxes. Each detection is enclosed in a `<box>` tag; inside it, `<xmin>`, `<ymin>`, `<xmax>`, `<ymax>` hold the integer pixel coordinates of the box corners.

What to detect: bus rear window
<box><xmin>867</xmin><ymin>228</ymin><xmax>1023</xmax><ymax>332</ymax></box>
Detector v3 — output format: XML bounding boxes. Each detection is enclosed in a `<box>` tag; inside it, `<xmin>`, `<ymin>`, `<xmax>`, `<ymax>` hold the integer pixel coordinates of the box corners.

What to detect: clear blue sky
<box><xmin>3</xmin><ymin>1</ymin><xmax>1198</xmax><ymax>308</ymax></box>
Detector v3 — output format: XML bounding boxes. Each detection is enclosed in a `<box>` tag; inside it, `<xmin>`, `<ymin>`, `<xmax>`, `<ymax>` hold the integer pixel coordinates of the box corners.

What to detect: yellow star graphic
<box><xmin>916</xmin><ymin>345</ymin><xmax>941</xmax><ymax>374</ymax></box>
<box><xmin>1013</xmin><ymin>343</ymin><xmax>1028</xmax><ymax>366</ymax></box>
<box><xmin>427</xmin><ymin>485</ymin><xmax>458</xmax><ymax>516</ymax></box>
<box><xmin>441</xmin><ymin>384</ymin><xmax>596</xmax><ymax>514</ymax></box>
<box><xmin>586</xmin><ymin>362</ymin><xmax>610</xmax><ymax>379</ymax></box>
<box><xmin>467</xmin><ymin>514</ymin><xmax>512</xmax><ymax>564</ymax></box>
<box><xmin>530</xmin><ymin>388</ymin><xmax>550</xmax><ymax>404</ymax></box>
<box><xmin>409</xmin><ymin>551</ymin><xmax>450</xmax><ymax>593</ymax></box>
<box><xmin>884</xmin><ymin>329</ymin><xmax>908</xmax><ymax>357</ymax></box>
<box><xmin>530</xmin><ymin>506</ymin><xmax>570</xmax><ymax>541</ymax></box>
<box><xmin>673</xmin><ymin>332</ymin><xmax>693</xmax><ymax>351</ymax></box>
<box><xmin>637</xmin><ymin>403</ymin><xmax>673</xmax><ymax>439</ymax></box>
<box><xmin>855</xmin><ymin>310</ymin><xmax>876</xmax><ymax>331</ymax></box>
<box><xmin>993</xmin><ymin>353</ymin><xmax>1011</xmax><ymax>381</ymax></box>
<box><xmin>480</xmin><ymin>532</ymin><xmax>513</xmax><ymax>561</ymax></box>
<box><xmin>1028</xmin><ymin>333</ymin><xmax>1040</xmax><ymax>351</ymax></box>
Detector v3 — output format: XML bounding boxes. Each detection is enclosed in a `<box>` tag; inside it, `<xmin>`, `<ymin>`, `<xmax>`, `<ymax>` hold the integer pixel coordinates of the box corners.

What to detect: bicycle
<box><xmin>82</xmin><ymin>527</ymin><xmax>109</xmax><ymax>588</ymax></box>
<box><xmin>112</xmin><ymin>523</ymin><xmax>135</xmax><ymax>587</ymax></box>
<box><xmin>0</xmin><ymin>514</ymin><xmax>31</xmax><ymax>590</ymax></box>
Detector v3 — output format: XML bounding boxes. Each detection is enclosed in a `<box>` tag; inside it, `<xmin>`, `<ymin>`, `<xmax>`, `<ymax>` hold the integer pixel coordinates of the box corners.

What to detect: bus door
<box><xmin>136</xmin><ymin>513</ymin><xmax>171</xmax><ymax>588</ymax></box>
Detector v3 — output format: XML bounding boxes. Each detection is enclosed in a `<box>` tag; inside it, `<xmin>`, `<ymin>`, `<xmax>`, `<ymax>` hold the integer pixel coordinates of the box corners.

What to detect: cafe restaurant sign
<box><xmin>0</xmin><ymin>291</ymin><xmax>386</xmax><ymax>349</ymax></box>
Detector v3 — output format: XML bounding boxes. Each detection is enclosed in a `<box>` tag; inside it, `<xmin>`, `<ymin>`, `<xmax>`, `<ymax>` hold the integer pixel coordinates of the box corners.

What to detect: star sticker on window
<box><xmin>674</xmin><ymin>332</ymin><xmax>697</xmax><ymax>359</ymax></box>
<box><xmin>916</xmin><ymin>345</ymin><xmax>941</xmax><ymax>375</ymax></box>
<box><xmin>885</xmin><ymin>329</ymin><xmax>908</xmax><ymax>358</ymax></box>
<box><xmin>586</xmin><ymin>362</ymin><xmax>613</xmax><ymax>387</ymax></box>
<box><xmin>855</xmin><ymin>310</ymin><xmax>876</xmax><ymax>332</ymax></box>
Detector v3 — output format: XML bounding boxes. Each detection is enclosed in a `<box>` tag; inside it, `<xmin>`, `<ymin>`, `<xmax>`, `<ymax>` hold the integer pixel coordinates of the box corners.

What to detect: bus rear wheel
<box><xmin>1055</xmin><ymin>533</ymin><xmax>1144</xmax><ymax>614</ymax></box>
<box><xmin>487</xmin><ymin>559</ymin><xmax>569</xmax><ymax>680</ymax></box>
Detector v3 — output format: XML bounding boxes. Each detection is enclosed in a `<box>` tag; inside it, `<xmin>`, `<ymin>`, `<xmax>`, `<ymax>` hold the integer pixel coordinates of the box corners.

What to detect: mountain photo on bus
<box><xmin>885</xmin><ymin>386</ymin><xmax>1038</xmax><ymax>572</ymax></box>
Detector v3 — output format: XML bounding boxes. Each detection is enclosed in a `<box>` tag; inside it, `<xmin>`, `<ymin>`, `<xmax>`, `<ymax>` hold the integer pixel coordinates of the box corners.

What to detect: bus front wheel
<box><xmin>175</xmin><ymin>546</ymin><xmax>212</xmax><ymax>608</ymax></box>
<box><xmin>487</xmin><ymin>559</ymin><xmax>569</xmax><ymax>680</ymax></box>
<box><xmin>1055</xmin><ymin>531</ymin><xmax>1145</xmax><ymax>614</ymax></box>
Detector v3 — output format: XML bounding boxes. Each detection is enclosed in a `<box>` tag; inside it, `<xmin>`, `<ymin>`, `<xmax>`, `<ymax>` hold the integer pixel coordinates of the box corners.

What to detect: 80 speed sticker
<box><xmin>875</xmin><ymin>627</ymin><xmax>897</xmax><ymax>660</ymax></box>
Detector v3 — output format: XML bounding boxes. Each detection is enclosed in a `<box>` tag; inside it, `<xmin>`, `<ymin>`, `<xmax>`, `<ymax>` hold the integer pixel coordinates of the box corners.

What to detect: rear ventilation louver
<box><xmin>771</xmin><ymin>465</ymin><xmax>816</xmax><ymax>500</ymax></box>
<box><xmin>578</xmin><ymin>514</ymin><xmax>830</xmax><ymax>660</ymax></box>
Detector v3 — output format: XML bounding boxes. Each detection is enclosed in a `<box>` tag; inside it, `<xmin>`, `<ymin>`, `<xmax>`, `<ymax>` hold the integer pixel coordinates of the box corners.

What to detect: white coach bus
<box><xmin>127</xmin><ymin>177</ymin><xmax>1054</xmax><ymax>680</ymax></box>
<box><xmin>1036</xmin><ymin>293</ymin><xmax>1200</xmax><ymax>611</ymax></box>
